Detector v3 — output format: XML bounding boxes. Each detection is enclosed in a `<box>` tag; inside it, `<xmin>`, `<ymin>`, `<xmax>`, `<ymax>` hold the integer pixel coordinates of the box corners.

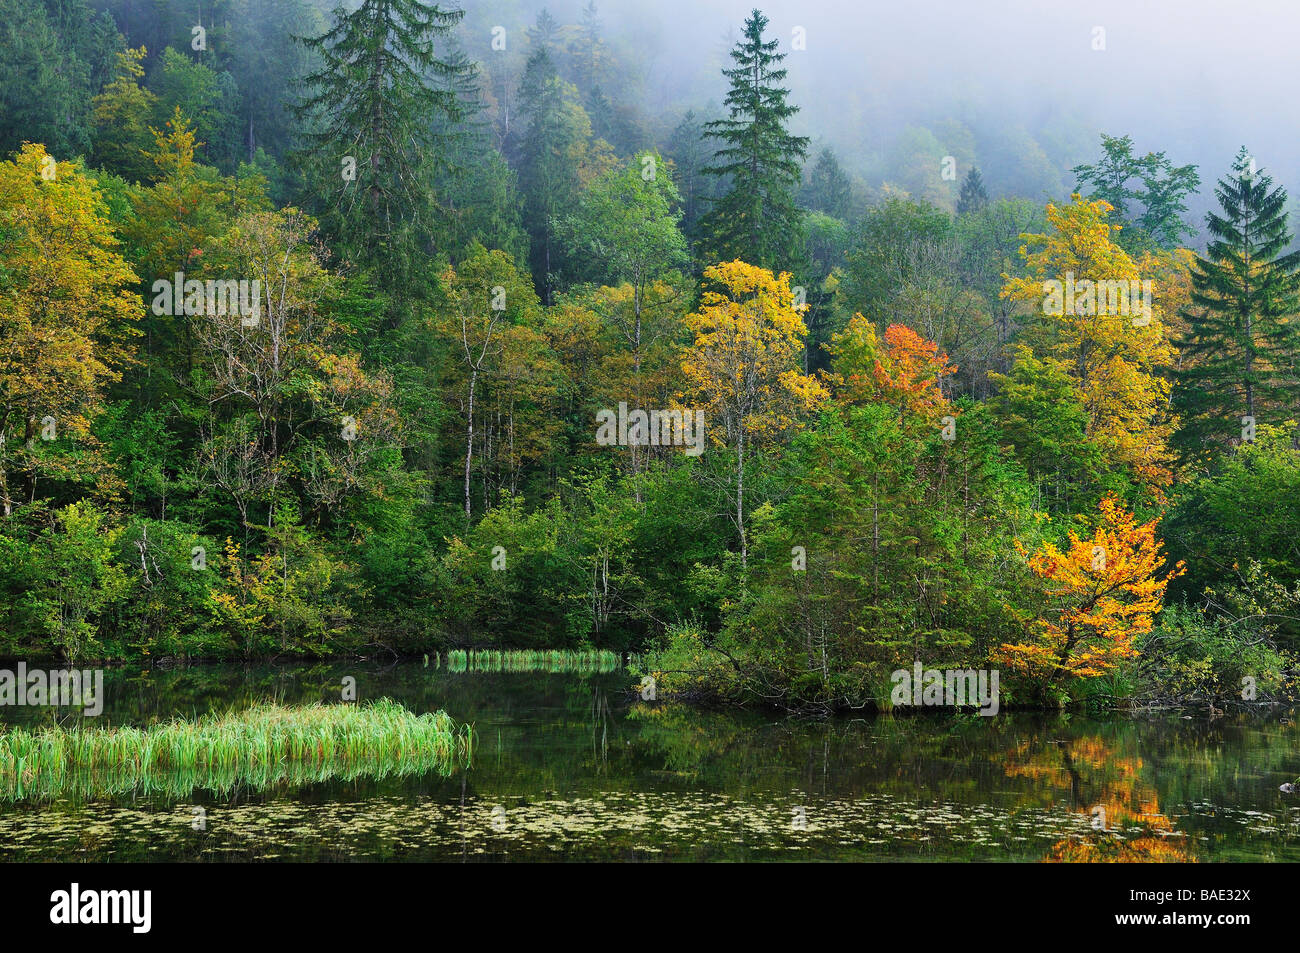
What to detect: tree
<box><xmin>569</xmin><ymin>2</ymin><xmax>606</xmax><ymax>92</ymax></box>
<box><xmin>1071</xmin><ymin>133</ymin><xmax>1199</xmax><ymax>251</ymax></box>
<box><xmin>0</xmin><ymin>0</ymin><xmax>108</xmax><ymax>158</ymax></box>
<box><xmin>431</xmin><ymin>37</ymin><xmax>527</xmax><ymax>264</ymax></box>
<box><xmin>839</xmin><ymin>198</ymin><xmax>951</xmax><ymax>327</ymax></box>
<box><xmin>990</xmin><ymin>346</ymin><xmax>1114</xmax><ymax>514</ymax></box>
<box><xmin>296</xmin><ymin>0</ymin><xmax>466</xmax><ymax>290</ymax></box>
<box><xmin>995</xmin><ymin>495</ymin><xmax>1182</xmax><ymax>694</ymax></box>
<box><xmin>666</xmin><ymin>109</ymin><xmax>713</xmax><ymax>239</ymax></box>
<box><xmin>123</xmin><ymin>111</ymin><xmax>269</xmax><ymax>408</ymax></box>
<box><xmin>698</xmin><ymin>9</ymin><xmax>809</xmax><ymax>273</ymax></box>
<box><xmin>682</xmin><ymin>260</ymin><xmax>826</xmax><ymax>566</ymax></box>
<box><xmin>151</xmin><ymin>46</ymin><xmax>242</xmax><ymax>171</ymax></box>
<box><xmin>513</xmin><ymin>46</ymin><xmax>605</xmax><ymax>303</ymax></box>
<box><xmin>91</xmin><ymin>46</ymin><xmax>158</xmax><ymax>183</ymax></box>
<box><xmin>1002</xmin><ymin>196</ymin><xmax>1177</xmax><ymax>491</ymax></box>
<box><xmin>12</xmin><ymin>502</ymin><xmax>130</xmax><ymax>662</ymax></box>
<box><xmin>1165</xmin><ymin>425</ymin><xmax>1300</xmax><ymax>640</ymax></box>
<box><xmin>1175</xmin><ymin>147</ymin><xmax>1300</xmax><ymax>452</ymax></box>
<box><xmin>803</xmin><ymin>147</ymin><xmax>851</xmax><ymax>220</ymax></box>
<box><xmin>227</xmin><ymin>0</ymin><xmax>322</xmax><ymax>163</ymax></box>
<box><xmin>438</xmin><ymin>246</ymin><xmax>543</xmax><ymax>520</ymax></box>
<box><xmin>827</xmin><ymin>316</ymin><xmax>956</xmax><ymax>420</ymax></box>
<box><xmin>525</xmin><ymin>8</ymin><xmax>566</xmax><ymax>52</ymax></box>
<box><xmin>0</xmin><ymin>145</ymin><xmax>140</xmax><ymax>517</ymax></box>
<box><xmin>956</xmin><ymin>166</ymin><xmax>988</xmax><ymax>215</ymax></box>
<box><xmin>558</xmin><ymin>152</ymin><xmax>688</xmax><ymax>377</ymax></box>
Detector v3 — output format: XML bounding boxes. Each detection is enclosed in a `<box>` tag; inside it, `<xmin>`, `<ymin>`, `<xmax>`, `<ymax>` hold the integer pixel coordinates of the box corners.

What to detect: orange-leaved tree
<box><xmin>996</xmin><ymin>494</ymin><xmax>1183</xmax><ymax>688</ymax></box>
<box><xmin>826</xmin><ymin>314</ymin><xmax>956</xmax><ymax>420</ymax></box>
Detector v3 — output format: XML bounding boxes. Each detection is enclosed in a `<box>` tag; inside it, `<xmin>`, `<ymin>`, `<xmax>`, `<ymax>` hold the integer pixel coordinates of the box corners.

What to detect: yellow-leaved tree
<box><xmin>1001</xmin><ymin>195</ymin><xmax>1177</xmax><ymax>491</ymax></box>
<box><xmin>0</xmin><ymin>144</ymin><xmax>140</xmax><ymax>516</ymax></box>
<box><xmin>682</xmin><ymin>260</ymin><xmax>827</xmax><ymax>566</ymax></box>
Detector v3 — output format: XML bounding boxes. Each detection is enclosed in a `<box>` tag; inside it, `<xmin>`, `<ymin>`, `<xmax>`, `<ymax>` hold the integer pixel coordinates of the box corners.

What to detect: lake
<box><xmin>0</xmin><ymin>661</ymin><xmax>1296</xmax><ymax>862</ymax></box>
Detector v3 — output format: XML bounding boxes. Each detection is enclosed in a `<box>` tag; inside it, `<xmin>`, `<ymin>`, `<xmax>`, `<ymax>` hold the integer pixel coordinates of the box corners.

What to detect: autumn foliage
<box><xmin>827</xmin><ymin>314</ymin><xmax>956</xmax><ymax>419</ymax></box>
<box><xmin>1001</xmin><ymin>196</ymin><xmax>1177</xmax><ymax>491</ymax></box>
<box><xmin>996</xmin><ymin>495</ymin><xmax>1184</xmax><ymax>685</ymax></box>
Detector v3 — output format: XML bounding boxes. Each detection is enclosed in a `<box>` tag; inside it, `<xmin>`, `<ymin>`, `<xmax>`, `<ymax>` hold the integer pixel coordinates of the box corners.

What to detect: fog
<box><xmin>459</xmin><ymin>0</ymin><xmax>1300</xmax><ymax>235</ymax></box>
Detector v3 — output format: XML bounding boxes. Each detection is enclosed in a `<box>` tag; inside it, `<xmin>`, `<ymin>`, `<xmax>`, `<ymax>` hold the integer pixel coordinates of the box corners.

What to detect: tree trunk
<box><xmin>464</xmin><ymin>370</ymin><xmax>476</xmax><ymax>520</ymax></box>
<box><xmin>736</xmin><ymin>428</ymin><xmax>747</xmax><ymax>568</ymax></box>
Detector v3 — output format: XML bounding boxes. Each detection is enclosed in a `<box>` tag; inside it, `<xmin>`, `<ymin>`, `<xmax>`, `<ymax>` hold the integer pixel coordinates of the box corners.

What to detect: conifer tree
<box><xmin>699</xmin><ymin>9</ymin><xmax>809</xmax><ymax>272</ymax></box>
<box><xmin>668</xmin><ymin>109</ymin><xmax>713</xmax><ymax>239</ymax></box>
<box><xmin>432</xmin><ymin>37</ymin><xmax>527</xmax><ymax>263</ymax></box>
<box><xmin>514</xmin><ymin>46</ymin><xmax>587</xmax><ymax>303</ymax></box>
<box><xmin>1176</xmin><ymin>148</ymin><xmax>1300</xmax><ymax>451</ymax></box>
<box><xmin>526</xmin><ymin>9</ymin><xmax>564</xmax><ymax>52</ymax></box>
<box><xmin>803</xmin><ymin>147</ymin><xmax>852</xmax><ymax>220</ymax></box>
<box><xmin>296</xmin><ymin>0</ymin><xmax>466</xmax><ymax>293</ymax></box>
<box><xmin>570</xmin><ymin>0</ymin><xmax>605</xmax><ymax>93</ymax></box>
<box><xmin>956</xmin><ymin>166</ymin><xmax>989</xmax><ymax>215</ymax></box>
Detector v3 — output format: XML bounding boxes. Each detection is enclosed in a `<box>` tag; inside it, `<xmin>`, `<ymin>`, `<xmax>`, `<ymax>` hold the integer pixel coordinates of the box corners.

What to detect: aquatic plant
<box><xmin>0</xmin><ymin>699</ymin><xmax>472</xmax><ymax>802</ymax></box>
<box><xmin>444</xmin><ymin>649</ymin><xmax>621</xmax><ymax>675</ymax></box>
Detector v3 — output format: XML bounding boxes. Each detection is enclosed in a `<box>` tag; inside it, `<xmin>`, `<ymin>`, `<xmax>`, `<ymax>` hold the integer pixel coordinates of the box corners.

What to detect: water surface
<box><xmin>0</xmin><ymin>662</ymin><xmax>1295</xmax><ymax>862</ymax></box>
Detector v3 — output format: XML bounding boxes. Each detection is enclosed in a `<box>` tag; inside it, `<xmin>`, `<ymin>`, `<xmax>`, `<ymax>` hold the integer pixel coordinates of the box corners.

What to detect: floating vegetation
<box><xmin>0</xmin><ymin>699</ymin><xmax>472</xmax><ymax>803</ymax></box>
<box><xmin>444</xmin><ymin>649</ymin><xmax>621</xmax><ymax>675</ymax></box>
<box><xmin>0</xmin><ymin>790</ymin><xmax>1215</xmax><ymax>863</ymax></box>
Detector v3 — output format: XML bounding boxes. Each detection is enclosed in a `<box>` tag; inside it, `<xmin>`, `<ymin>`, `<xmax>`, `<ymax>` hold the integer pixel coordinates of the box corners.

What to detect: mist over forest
<box><xmin>460</xmin><ymin>0</ymin><xmax>1300</xmax><ymax>237</ymax></box>
<box><xmin>32</xmin><ymin>0</ymin><xmax>1297</xmax><ymax>239</ymax></box>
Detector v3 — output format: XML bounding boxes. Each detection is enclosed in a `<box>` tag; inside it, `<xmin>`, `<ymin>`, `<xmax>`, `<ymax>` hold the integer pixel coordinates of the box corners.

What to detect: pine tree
<box><xmin>296</xmin><ymin>0</ymin><xmax>466</xmax><ymax>292</ymax></box>
<box><xmin>803</xmin><ymin>147</ymin><xmax>852</xmax><ymax>220</ymax></box>
<box><xmin>1176</xmin><ymin>147</ymin><xmax>1300</xmax><ymax>453</ymax></box>
<box><xmin>699</xmin><ymin>9</ymin><xmax>809</xmax><ymax>272</ymax></box>
<box><xmin>956</xmin><ymin>166</ymin><xmax>989</xmax><ymax>215</ymax></box>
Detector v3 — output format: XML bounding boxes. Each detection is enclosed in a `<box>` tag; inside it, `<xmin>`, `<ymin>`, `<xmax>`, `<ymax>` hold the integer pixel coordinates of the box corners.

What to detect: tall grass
<box><xmin>444</xmin><ymin>649</ymin><xmax>621</xmax><ymax>674</ymax></box>
<box><xmin>0</xmin><ymin>699</ymin><xmax>472</xmax><ymax>802</ymax></box>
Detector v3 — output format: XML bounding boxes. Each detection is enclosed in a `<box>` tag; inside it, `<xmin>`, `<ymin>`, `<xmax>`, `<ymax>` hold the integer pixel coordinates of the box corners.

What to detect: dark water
<box><xmin>0</xmin><ymin>661</ymin><xmax>1297</xmax><ymax>862</ymax></box>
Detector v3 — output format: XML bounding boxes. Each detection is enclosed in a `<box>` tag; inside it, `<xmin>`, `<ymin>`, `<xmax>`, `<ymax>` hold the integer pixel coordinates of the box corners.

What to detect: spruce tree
<box><xmin>1176</xmin><ymin>147</ymin><xmax>1300</xmax><ymax>452</ymax></box>
<box><xmin>956</xmin><ymin>166</ymin><xmax>989</xmax><ymax>215</ymax></box>
<box><xmin>431</xmin><ymin>37</ymin><xmax>527</xmax><ymax>264</ymax></box>
<box><xmin>803</xmin><ymin>147</ymin><xmax>852</xmax><ymax>220</ymax></box>
<box><xmin>526</xmin><ymin>9</ymin><xmax>564</xmax><ymax>52</ymax></box>
<box><xmin>570</xmin><ymin>0</ymin><xmax>605</xmax><ymax>93</ymax></box>
<box><xmin>514</xmin><ymin>46</ymin><xmax>585</xmax><ymax>303</ymax></box>
<box><xmin>699</xmin><ymin>8</ymin><xmax>809</xmax><ymax>272</ymax></box>
<box><xmin>668</xmin><ymin>109</ymin><xmax>713</xmax><ymax>240</ymax></box>
<box><xmin>296</xmin><ymin>0</ymin><xmax>465</xmax><ymax>293</ymax></box>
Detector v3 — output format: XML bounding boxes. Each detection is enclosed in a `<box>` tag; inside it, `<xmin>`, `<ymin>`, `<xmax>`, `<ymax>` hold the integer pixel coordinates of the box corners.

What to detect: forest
<box><xmin>2</xmin><ymin>0</ymin><xmax>1299</xmax><ymax>715</ymax></box>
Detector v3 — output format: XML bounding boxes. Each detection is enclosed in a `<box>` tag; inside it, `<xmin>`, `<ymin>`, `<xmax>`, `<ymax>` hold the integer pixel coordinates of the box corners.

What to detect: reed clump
<box><xmin>444</xmin><ymin>649</ymin><xmax>621</xmax><ymax>674</ymax></box>
<box><xmin>0</xmin><ymin>698</ymin><xmax>472</xmax><ymax>802</ymax></box>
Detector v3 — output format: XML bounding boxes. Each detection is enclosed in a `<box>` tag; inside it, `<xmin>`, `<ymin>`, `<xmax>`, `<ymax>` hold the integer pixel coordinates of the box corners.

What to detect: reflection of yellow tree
<box><xmin>1002</xmin><ymin>734</ymin><xmax>1196</xmax><ymax>863</ymax></box>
